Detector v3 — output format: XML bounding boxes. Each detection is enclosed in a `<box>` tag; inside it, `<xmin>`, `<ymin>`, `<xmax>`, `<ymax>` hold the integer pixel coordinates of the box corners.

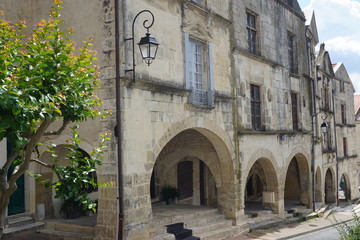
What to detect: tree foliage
<box><xmin>0</xmin><ymin>0</ymin><xmax>105</xmax><ymax>236</ymax></box>
<box><xmin>38</xmin><ymin>125</ymin><xmax>110</xmax><ymax>217</ymax></box>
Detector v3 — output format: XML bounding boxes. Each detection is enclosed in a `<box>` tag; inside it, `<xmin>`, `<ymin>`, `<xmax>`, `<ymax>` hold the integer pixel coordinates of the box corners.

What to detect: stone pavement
<box><xmin>225</xmin><ymin>204</ymin><xmax>357</xmax><ymax>240</ymax></box>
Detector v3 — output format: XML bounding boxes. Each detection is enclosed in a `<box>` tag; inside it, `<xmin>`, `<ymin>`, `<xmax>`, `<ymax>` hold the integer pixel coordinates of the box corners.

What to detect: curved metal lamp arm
<box><xmin>125</xmin><ymin>10</ymin><xmax>155</xmax><ymax>82</ymax></box>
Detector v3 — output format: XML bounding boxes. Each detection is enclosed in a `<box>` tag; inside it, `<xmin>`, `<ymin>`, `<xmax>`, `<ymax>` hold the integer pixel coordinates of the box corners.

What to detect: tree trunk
<box><xmin>0</xmin><ymin>171</ymin><xmax>17</xmax><ymax>240</ymax></box>
<box><xmin>0</xmin><ymin>206</ymin><xmax>6</xmax><ymax>239</ymax></box>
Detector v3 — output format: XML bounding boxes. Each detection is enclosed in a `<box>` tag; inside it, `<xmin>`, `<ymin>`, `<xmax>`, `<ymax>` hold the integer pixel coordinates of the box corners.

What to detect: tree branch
<box><xmin>30</xmin><ymin>158</ymin><xmax>62</xmax><ymax>180</ymax></box>
<box><xmin>44</xmin><ymin>119</ymin><xmax>70</xmax><ymax>136</ymax></box>
<box><xmin>30</xmin><ymin>158</ymin><xmax>53</xmax><ymax>169</ymax></box>
<box><xmin>9</xmin><ymin>117</ymin><xmax>53</xmax><ymax>185</ymax></box>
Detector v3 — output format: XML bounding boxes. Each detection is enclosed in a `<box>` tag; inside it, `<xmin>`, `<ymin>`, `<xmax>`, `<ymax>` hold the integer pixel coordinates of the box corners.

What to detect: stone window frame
<box><xmin>246</xmin><ymin>10</ymin><xmax>258</xmax><ymax>55</ymax></box>
<box><xmin>250</xmin><ymin>84</ymin><xmax>262</xmax><ymax>130</ymax></box>
<box><xmin>184</xmin><ymin>33</ymin><xmax>214</xmax><ymax>107</ymax></box>
<box><xmin>291</xmin><ymin>92</ymin><xmax>299</xmax><ymax>131</ymax></box>
<box><xmin>340</xmin><ymin>104</ymin><xmax>346</xmax><ymax>124</ymax></box>
<box><xmin>343</xmin><ymin>137</ymin><xmax>348</xmax><ymax>157</ymax></box>
<box><xmin>339</xmin><ymin>81</ymin><xmax>345</xmax><ymax>92</ymax></box>
<box><xmin>323</xmin><ymin>122</ymin><xmax>333</xmax><ymax>152</ymax></box>
<box><xmin>287</xmin><ymin>31</ymin><xmax>298</xmax><ymax>74</ymax></box>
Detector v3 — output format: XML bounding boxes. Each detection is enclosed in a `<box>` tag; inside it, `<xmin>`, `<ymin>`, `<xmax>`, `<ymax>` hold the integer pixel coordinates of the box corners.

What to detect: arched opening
<box><xmin>315</xmin><ymin>167</ymin><xmax>322</xmax><ymax>203</ymax></box>
<box><xmin>150</xmin><ymin>129</ymin><xmax>234</xmax><ymax>212</ymax></box>
<box><xmin>339</xmin><ymin>174</ymin><xmax>351</xmax><ymax>202</ymax></box>
<box><xmin>284</xmin><ymin>156</ymin><xmax>310</xmax><ymax>209</ymax></box>
<box><xmin>36</xmin><ymin>145</ymin><xmax>97</xmax><ymax>218</ymax></box>
<box><xmin>324</xmin><ymin>168</ymin><xmax>336</xmax><ymax>204</ymax></box>
<box><xmin>244</xmin><ymin>158</ymin><xmax>278</xmax><ymax>216</ymax></box>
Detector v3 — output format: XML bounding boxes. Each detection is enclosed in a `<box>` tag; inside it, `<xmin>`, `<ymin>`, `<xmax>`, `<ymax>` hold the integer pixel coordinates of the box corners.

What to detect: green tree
<box><xmin>0</xmin><ymin>1</ymin><xmax>104</xmax><ymax>237</ymax></box>
<box><xmin>40</xmin><ymin>125</ymin><xmax>110</xmax><ymax>219</ymax></box>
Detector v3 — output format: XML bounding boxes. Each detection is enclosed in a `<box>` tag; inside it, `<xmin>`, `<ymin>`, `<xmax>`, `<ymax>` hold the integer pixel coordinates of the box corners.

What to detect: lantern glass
<box><xmin>320</xmin><ymin>121</ymin><xmax>328</xmax><ymax>134</ymax></box>
<box><xmin>138</xmin><ymin>33</ymin><xmax>159</xmax><ymax>66</ymax></box>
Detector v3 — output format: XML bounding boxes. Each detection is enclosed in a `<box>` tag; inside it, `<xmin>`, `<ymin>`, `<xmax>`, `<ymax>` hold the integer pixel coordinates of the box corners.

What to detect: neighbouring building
<box><xmin>0</xmin><ymin>0</ymin><xmax>358</xmax><ymax>240</ymax></box>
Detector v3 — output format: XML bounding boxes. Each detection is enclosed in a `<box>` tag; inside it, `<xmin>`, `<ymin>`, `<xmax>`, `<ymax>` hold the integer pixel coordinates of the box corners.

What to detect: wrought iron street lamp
<box><xmin>125</xmin><ymin>10</ymin><xmax>159</xmax><ymax>81</ymax></box>
<box><xmin>320</xmin><ymin>121</ymin><xmax>328</xmax><ymax>134</ymax></box>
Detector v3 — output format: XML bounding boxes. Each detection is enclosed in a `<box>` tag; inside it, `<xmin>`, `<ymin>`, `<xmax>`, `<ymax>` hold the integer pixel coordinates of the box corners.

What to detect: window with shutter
<box><xmin>184</xmin><ymin>33</ymin><xmax>214</xmax><ymax>106</ymax></box>
<box><xmin>251</xmin><ymin>84</ymin><xmax>261</xmax><ymax>130</ymax></box>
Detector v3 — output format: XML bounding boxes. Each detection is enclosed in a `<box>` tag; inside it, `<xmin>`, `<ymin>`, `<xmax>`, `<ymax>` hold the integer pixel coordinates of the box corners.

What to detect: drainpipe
<box><xmin>332</xmin><ymin>89</ymin><xmax>339</xmax><ymax>206</ymax></box>
<box><xmin>307</xmin><ymin>37</ymin><xmax>316</xmax><ymax>212</ymax></box>
<box><xmin>310</xmin><ymin>76</ymin><xmax>316</xmax><ymax>212</ymax></box>
<box><xmin>114</xmin><ymin>0</ymin><xmax>124</xmax><ymax>238</ymax></box>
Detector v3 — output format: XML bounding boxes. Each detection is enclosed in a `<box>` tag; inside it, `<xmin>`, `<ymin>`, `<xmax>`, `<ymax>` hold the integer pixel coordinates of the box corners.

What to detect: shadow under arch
<box><xmin>339</xmin><ymin>172</ymin><xmax>351</xmax><ymax>202</ymax></box>
<box><xmin>243</xmin><ymin>157</ymin><xmax>279</xmax><ymax>215</ymax></box>
<box><xmin>283</xmin><ymin>152</ymin><xmax>311</xmax><ymax>209</ymax></box>
<box><xmin>150</xmin><ymin>120</ymin><xmax>236</xmax><ymax>219</ymax></box>
<box><xmin>324</xmin><ymin>167</ymin><xmax>336</xmax><ymax>204</ymax></box>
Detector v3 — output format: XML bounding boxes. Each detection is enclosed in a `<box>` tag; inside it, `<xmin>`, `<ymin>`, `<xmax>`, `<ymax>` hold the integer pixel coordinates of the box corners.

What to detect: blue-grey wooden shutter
<box><xmin>184</xmin><ymin>33</ymin><xmax>193</xmax><ymax>90</ymax></box>
<box><xmin>207</xmin><ymin>42</ymin><xmax>214</xmax><ymax>106</ymax></box>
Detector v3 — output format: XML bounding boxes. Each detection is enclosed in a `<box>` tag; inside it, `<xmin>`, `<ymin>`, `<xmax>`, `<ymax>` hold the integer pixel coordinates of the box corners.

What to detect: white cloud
<box><xmin>325</xmin><ymin>36</ymin><xmax>360</xmax><ymax>56</ymax></box>
<box><xmin>350</xmin><ymin>72</ymin><xmax>360</xmax><ymax>94</ymax></box>
<box><xmin>329</xmin><ymin>0</ymin><xmax>360</xmax><ymax>19</ymax></box>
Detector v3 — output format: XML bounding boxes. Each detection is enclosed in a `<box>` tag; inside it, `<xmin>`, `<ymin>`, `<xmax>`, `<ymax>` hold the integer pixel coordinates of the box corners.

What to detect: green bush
<box><xmin>337</xmin><ymin>212</ymin><xmax>360</xmax><ymax>240</ymax></box>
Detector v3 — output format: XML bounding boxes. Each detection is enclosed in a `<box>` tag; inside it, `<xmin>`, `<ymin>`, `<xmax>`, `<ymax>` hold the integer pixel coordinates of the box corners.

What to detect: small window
<box><xmin>246</xmin><ymin>12</ymin><xmax>257</xmax><ymax>54</ymax></box>
<box><xmin>251</xmin><ymin>84</ymin><xmax>261</xmax><ymax>130</ymax></box>
<box><xmin>341</xmin><ymin>104</ymin><xmax>346</xmax><ymax>124</ymax></box>
<box><xmin>322</xmin><ymin>88</ymin><xmax>330</xmax><ymax>110</ymax></box>
<box><xmin>340</xmin><ymin>81</ymin><xmax>345</xmax><ymax>92</ymax></box>
<box><xmin>324</xmin><ymin>125</ymin><xmax>332</xmax><ymax>151</ymax></box>
<box><xmin>343</xmin><ymin>137</ymin><xmax>348</xmax><ymax>157</ymax></box>
<box><xmin>288</xmin><ymin>33</ymin><xmax>297</xmax><ymax>73</ymax></box>
<box><xmin>291</xmin><ymin>93</ymin><xmax>298</xmax><ymax>130</ymax></box>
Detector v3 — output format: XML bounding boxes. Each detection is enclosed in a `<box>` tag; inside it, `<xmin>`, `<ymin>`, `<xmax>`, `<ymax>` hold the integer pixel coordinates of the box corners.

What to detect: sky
<box><xmin>297</xmin><ymin>0</ymin><xmax>360</xmax><ymax>94</ymax></box>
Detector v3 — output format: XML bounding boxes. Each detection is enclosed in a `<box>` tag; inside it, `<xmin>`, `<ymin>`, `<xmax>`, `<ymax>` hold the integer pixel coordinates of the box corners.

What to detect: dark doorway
<box><xmin>7</xmin><ymin>139</ymin><xmax>25</xmax><ymax>216</ymax></box>
<box><xmin>177</xmin><ymin>161</ymin><xmax>193</xmax><ymax>200</ymax></box>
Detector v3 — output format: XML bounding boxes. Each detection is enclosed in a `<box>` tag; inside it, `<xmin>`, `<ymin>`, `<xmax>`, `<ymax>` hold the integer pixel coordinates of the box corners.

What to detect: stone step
<box><xmin>197</xmin><ymin>224</ymin><xmax>246</xmax><ymax>240</ymax></box>
<box><xmin>3</xmin><ymin>222</ymin><xmax>44</xmax><ymax>236</ymax></box>
<box><xmin>154</xmin><ymin>232</ymin><xmax>176</xmax><ymax>240</ymax></box>
<box><xmin>44</xmin><ymin>221</ymin><xmax>95</xmax><ymax>235</ymax></box>
<box><xmin>39</xmin><ymin>229</ymin><xmax>94</xmax><ymax>240</ymax></box>
<box><xmin>191</xmin><ymin>219</ymin><xmax>233</xmax><ymax>236</ymax></box>
<box><xmin>246</xmin><ymin>213</ymin><xmax>278</xmax><ymax>225</ymax></box>
<box><xmin>154</xmin><ymin>208</ymin><xmax>219</xmax><ymax>226</ymax></box>
<box><xmin>7</xmin><ymin>216</ymin><xmax>34</xmax><ymax>228</ymax></box>
<box><xmin>188</xmin><ymin>212</ymin><xmax>227</xmax><ymax>226</ymax></box>
<box><xmin>154</xmin><ymin>209</ymin><xmax>223</xmax><ymax>235</ymax></box>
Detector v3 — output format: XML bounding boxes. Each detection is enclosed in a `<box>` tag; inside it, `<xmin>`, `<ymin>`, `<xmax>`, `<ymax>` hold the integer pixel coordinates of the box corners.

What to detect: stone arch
<box><xmin>36</xmin><ymin>133</ymin><xmax>94</xmax><ymax>158</ymax></box>
<box><xmin>325</xmin><ymin>167</ymin><xmax>336</xmax><ymax>204</ymax></box>
<box><xmin>339</xmin><ymin>172</ymin><xmax>351</xmax><ymax>201</ymax></box>
<box><xmin>35</xmin><ymin>143</ymin><xmax>96</xmax><ymax>218</ymax></box>
<box><xmin>152</xmin><ymin>117</ymin><xmax>235</xmax><ymax>164</ymax></box>
<box><xmin>315</xmin><ymin>167</ymin><xmax>322</xmax><ymax>202</ymax></box>
<box><xmin>283</xmin><ymin>152</ymin><xmax>311</xmax><ymax>208</ymax></box>
<box><xmin>243</xmin><ymin>149</ymin><xmax>279</xmax><ymax>213</ymax></box>
<box><xmin>244</xmin><ymin>157</ymin><xmax>279</xmax><ymax>214</ymax></box>
<box><xmin>150</xmin><ymin>118</ymin><xmax>236</xmax><ymax>218</ymax></box>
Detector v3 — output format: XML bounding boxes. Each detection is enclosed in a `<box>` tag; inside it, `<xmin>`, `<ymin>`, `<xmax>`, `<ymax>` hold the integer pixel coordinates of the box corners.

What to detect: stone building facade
<box><xmin>0</xmin><ymin>0</ymin><xmax>359</xmax><ymax>240</ymax></box>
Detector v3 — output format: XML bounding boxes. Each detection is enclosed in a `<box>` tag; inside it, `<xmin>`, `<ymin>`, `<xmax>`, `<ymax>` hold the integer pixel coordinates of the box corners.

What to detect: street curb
<box><xmin>276</xmin><ymin>217</ymin><xmax>355</xmax><ymax>240</ymax></box>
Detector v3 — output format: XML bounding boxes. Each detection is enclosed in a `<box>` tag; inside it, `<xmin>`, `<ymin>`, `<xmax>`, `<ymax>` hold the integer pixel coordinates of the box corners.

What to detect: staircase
<box><xmin>3</xmin><ymin>213</ymin><xmax>44</xmax><ymax>237</ymax></box>
<box><xmin>153</xmin><ymin>207</ymin><xmax>247</xmax><ymax>240</ymax></box>
<box><xmin>166</xmin><ymin>222</ymin><xmax>199</xmax><ymax>240</ymax></box>
<box><xmin>39</xmin><ymin>216</ymin><xmax>96</xmax><ymax>240</ymax></box>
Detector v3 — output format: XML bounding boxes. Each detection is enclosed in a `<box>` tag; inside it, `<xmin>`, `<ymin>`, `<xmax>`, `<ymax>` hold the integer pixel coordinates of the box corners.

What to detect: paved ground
<box><xmin>3</xmin><ymin>231</ymin><xmax>62</xmax><ymax>240</ymax></box>
<box><xmin>225</xmin><ymin>204</ymin><xmax>356</xmax><ymax>240</ymax></box>
<box><xmin>3</xmin><ymin>204</ymin><xmax>358</xmax><ymax>240</ymax></box>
